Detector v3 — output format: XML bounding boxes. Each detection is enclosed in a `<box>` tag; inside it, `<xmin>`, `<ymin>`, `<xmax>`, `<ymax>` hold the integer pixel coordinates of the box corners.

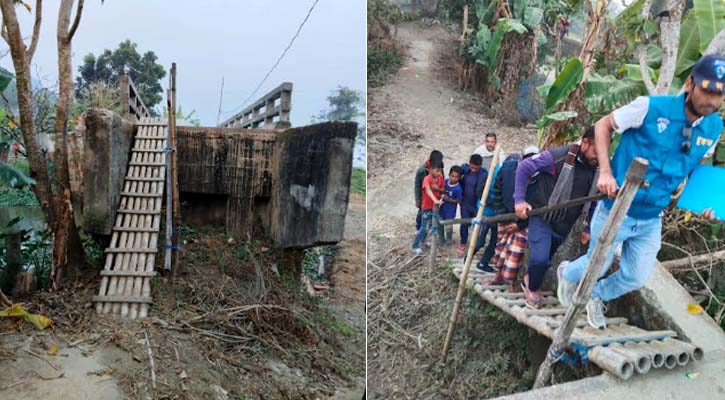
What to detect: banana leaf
<box><xmin>693</xmin><ymin>0</ymin><xmax>725</xmax><ymax>53</ymax></box>
<box><xmin>545</xmin><ymin>58</ymin><xmax>583</xmax><ymax>112</ymax></box>
<box><xmin>0</xmin><ymin>163</ymin><xmax>36</xmax><ymax>188</ymax></box>
<box><xmin>0</xmin><ymin>67</ymin><xmax>13</xmax><ymax>93</ymax></box>
<box><xmin>675</xmin><ymin>9</ymin><xmax>700</xmax><ymax>77</ymax></box>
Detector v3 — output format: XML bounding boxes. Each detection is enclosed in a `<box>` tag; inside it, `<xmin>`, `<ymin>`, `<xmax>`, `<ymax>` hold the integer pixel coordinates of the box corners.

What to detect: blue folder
<box><xmin>677</xmin><ymin>165</ymin><xmax>725</xmax><ymax>219</ymax></box>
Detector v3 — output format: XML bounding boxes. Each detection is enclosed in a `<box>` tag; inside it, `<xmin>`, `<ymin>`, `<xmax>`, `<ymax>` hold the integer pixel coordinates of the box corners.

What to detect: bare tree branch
<box><xmin>638</xmin><ymin>47</ymin><xmax>656</xmax><ymax>93</ymax></box>
<box><xmin>25</xmin><ymin>0</ymin><xmax>41</xmax><ymax>59</ymax></box>
<box><xmin>66</xmin><ymin>0</ymin><xmax>83</xmax><ymax>41</ymax></box>
<box><xmin>1</xmin><ymin>19</ymin><xmax>9</xmax><ymax>44</ymax></box>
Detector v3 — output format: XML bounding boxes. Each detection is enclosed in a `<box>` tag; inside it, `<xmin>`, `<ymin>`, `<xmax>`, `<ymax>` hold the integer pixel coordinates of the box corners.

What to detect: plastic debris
<box><xmin>685</xmin><ymin>372</ymin><xmax>699</xmax><ymax>380</ymax></box>
<box><xmin>687</xmin><ymin>303</ymin><xmax>704</xmax><ymax>315</ymax></box>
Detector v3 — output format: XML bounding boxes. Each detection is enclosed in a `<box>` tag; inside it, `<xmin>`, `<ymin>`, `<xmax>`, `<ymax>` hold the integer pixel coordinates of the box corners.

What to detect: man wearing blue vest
<box><xmin>557</xmin><ymin>54</ymin><xmax>725</xmax><ymax>329</ymax></box>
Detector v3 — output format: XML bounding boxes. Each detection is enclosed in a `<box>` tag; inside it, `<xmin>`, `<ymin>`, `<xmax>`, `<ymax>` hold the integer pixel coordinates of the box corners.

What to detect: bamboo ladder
<box><xmin>93</xmin><ymin>117</ymin><xmax>168</xmax><ymax>319</ymax></box>
<box><xmin>450</xmin><ymin>266</ymin><xmax>705</xmax><ymax>380</ymax></box>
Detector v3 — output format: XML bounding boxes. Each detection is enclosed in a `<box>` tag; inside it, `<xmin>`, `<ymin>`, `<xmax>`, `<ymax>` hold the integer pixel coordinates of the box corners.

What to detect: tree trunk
<box><xmin>51</xmin><ymin>0</ymin><xmax>87</xmax><ymax>287</ymax></box>
<box><xmin>495</xmin><ymin>31</ymin><xmax>535</xmax><ymax>126</ymax></box>
<box><xmin>544</xmin><ymin>0</ymin><xmax>609</xmax><ymax>146</ymax></box>
<box><xmin>637</xmin><ymin>0</ymin><xmax>685</xmax><ymax>95</ymax></box>
<box><xmin>0</xmin><ymin>0</ymin><xmax>58</xmax><ymax>228</ymax></box>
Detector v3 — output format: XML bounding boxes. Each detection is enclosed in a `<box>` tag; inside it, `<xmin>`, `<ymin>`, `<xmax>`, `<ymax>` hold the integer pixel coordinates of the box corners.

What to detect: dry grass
<box><xmin>1</xmin><ymin>225</ymin><xmax>364</xmax><ymax>399</ymax></box>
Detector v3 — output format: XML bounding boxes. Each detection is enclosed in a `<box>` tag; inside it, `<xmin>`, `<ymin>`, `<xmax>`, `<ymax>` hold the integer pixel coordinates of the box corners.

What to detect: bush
<box><xmin>368</xmin><ymin>48</ymin><xmax>404</xmax><ymax>87</ymax></box>
<box><xmin>350</xmin><ymin>167</ymin><xmax>366</xmax><ymax>195</ymax></box>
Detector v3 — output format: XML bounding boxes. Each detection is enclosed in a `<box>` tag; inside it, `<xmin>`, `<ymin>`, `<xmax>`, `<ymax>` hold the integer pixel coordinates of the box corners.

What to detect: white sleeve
<box><xmin>704</xmin><ymin>142</ymin><xmax>718</xmax><ymax>158</ymax></box>
<box><xmin>612</xmin><ymin>96</ymin><xmax>650</xmax><ymax>134</ymax></box>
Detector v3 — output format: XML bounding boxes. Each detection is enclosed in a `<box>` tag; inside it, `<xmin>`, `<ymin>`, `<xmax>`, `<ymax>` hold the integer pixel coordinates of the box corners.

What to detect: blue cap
<box><xmin>692</xmin><ymin>53</ymin><xmax>725</xmax><ymax>93</ymax></box>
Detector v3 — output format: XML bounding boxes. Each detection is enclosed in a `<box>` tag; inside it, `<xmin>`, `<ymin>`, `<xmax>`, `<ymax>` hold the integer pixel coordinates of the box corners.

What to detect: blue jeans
<box><xmin>562</xmin><ymin>201</ymin><xmax>662</xmax><ymax>301</ymax></box>
<box><xmin>416</xmin><ymin>208</ymin><xmax>423</xmax><ymax>231</ymax></box>
<box><xmin>527</xmin><ymin>216</ymin><xmax>565</xmax><ymax>291</ymax></box>
<box><xmin>412</xmin><ymin>210</ymin><xmax>444</xmax><ymax>249</ymax></box>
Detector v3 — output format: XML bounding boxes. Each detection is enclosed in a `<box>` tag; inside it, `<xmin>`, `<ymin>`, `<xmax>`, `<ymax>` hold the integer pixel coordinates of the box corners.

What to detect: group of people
<box><xmin>412</xmin><ymin>53</ymin><xmax>725</xmax><ymax>329</ymax></box>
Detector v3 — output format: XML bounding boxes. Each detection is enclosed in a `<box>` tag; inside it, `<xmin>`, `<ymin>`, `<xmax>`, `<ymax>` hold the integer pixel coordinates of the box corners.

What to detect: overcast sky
<box><xmin>1</xmin><ymin>0</ymin><xmax>366</xmax><ymax>127</ymax></box>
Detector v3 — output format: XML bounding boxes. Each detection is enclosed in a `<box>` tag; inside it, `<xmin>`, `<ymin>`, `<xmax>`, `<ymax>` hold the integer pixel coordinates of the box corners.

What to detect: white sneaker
<box><xmin>412</xmin><ymin>248</ymin><xmax>423</xmax><ymax>257</ymax></box>
<box><xmin>556</xmin><ymin>261</ymin><xmax>576</xmax><ymax>307</ymax></box>
<box><xmin>586</xmin><ymin>298</ymin><xmax>607</xmax><ymax>329</ymax></box>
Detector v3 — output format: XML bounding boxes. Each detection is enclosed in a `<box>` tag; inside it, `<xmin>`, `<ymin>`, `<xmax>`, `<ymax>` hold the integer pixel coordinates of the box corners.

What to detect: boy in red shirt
<box><xmin>412</xmin><ymin>159</ymin><xmax>445</xmax><ymax>255</ymax></box>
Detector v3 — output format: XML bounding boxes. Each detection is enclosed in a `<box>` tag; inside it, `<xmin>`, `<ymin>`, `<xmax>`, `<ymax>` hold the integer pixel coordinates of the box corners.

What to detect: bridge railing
<box><xmin>119</xmin><ymin>75</ymin><xmax>150</xmax><ymax>120</ymax></box>
<box><xmin>218</xmin><ymin>82</ymin><xmax>292</xmax><ymax>129</ymax></box>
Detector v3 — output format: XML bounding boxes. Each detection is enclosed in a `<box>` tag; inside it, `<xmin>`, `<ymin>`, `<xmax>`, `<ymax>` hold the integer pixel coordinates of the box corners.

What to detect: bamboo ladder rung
<box><xmin>117</xmin><ymin>209</ymin><xmax>162</xmax><ymax>215</ymax></box>
<box><xmin>92</xmin><ymin>295</ymin><xmax>153</xmax><ymax>304</ymax></box>
<box><xmin>112</xmin><ymin>227</ymin><xmax>160</xmax><ymax>233</ymax></box>
<box><xmin>128</xmin><ymin>161</ymin><xmax>166</xmax><ymax>167</ymax></box>
<box><xmin>119</xmin><ymin>192</ymin><xmax>164</xmax><ymax>198</ymax></box>
<box><xmin>104</xmin><ymin>248</ymin><xmax>158</xmax><ymax>254</ymax></box>
<box><xmin>99</xmin><ymin>270</ymin><xmax>157</xmax><ymax>277</ymax></box>
<box><xmin>123</xmin><ymin>177</ymin><xmax>166</xmax><ymax>182</ymax></box>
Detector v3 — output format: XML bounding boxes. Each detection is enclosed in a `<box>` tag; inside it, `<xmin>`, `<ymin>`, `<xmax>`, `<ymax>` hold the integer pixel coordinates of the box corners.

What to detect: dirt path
<box><xmin>367</xmin><ymin>22</ymin><xmax>539</xmax><ymax>399</ymax></box>
<box><xmin>368</xmin><ymin>22</ymin><xmax>536</xmax><ymax>242</ymax></box>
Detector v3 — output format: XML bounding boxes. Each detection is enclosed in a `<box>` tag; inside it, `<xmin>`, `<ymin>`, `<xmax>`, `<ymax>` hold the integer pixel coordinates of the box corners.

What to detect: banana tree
<box><xmin>467</xmin><ymin>0</ymin><xmax>547</xmax><ymax>88</ymax></box>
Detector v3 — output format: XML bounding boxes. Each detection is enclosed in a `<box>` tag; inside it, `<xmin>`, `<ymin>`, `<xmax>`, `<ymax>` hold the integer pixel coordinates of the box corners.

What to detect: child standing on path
<box><xmin>458</xmin><ymin>154</ymin><xmax>488</xmax><ymax>256</ymax></box>
<box><xmin>414</xmin><ymin>150</ymin><xmax>444</xmax><ymax>231</ymax></box>
<box><xmin>412</xmin><ymin>159</ymin><xmax>445</xmax><ymax>255</ymax></box>
<box><xmin>440</xmin><ymin>166</ymin><xmax>463</xmax><ymax>243</ymax></box>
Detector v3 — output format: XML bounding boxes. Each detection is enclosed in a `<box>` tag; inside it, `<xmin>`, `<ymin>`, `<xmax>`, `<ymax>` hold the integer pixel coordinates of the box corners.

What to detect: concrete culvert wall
<box><xmin>80</xmin><ymin>110</ymin><xmax>356</xmax><ymax>250</ymax></box>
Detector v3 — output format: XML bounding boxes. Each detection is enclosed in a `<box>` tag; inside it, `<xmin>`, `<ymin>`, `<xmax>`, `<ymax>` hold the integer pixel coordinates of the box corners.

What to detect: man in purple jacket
<box><xmin>513</xmin><ymin>128</ymin><xmax>599</xmax><ymax>308</ymax></box>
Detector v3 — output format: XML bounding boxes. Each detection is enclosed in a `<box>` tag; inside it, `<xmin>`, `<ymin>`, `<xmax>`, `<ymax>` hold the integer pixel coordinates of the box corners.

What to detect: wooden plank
<box><xmin>548</xmin><ymin>317</ymin><xmax>628</xmax><ymax>328</ymax></box>
<box><xmin>128</xmin><ymin>161</ymin><xmax>166</xmax><ymax>167</ymax></box>
<box><xmin>113</xmin><ymin>227</ymin><xmax>160</xmax><ymax>233</ymax></box>
<box><xmin>123</xmin><ymin>177</ymin><xmax>166</xmax><ymax>182</ymax></box>
<box><xmin>92</xmin><ymin>295</ymin><xmax>153</xmax><ymax>304</ymax></box>
<box><xmin>120</xmin><ymin>192</ymin><xmax>164</xmax><ymax>198</ymax></box>
<box><xmin>492</xmin><ymin>291</ymin><xmax>554</xmax><ymax>299</ymax></box>
<box><xmin>522</xmin><ymin>307</ymin><xmax>569</xmax><ymax>316</ymax></box>
<box><xmin>105</xmin><ymin>248</ymin><xmax>158</xmax><ymax>254</ymax></box>
<box><xmin>117</xmin><ymin>209</ymin><xmax>161</xmax><ymax>215</ymax></box>
<box><xmin>502</xmin><ymin>297</ymin><xmax>559</xmax><ymax>307</ymax></box>
<box><xmin>100</xmin><ymin>270</ymin><xmax>157</xmax><ymax>277</ymax></box>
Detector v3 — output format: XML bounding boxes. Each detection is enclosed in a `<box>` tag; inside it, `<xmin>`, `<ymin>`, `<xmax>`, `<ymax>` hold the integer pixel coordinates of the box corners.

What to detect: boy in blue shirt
<box><xmin>440</xmin><ymin>166</ymin><xmax>463</xmax><ymax>243</ymax></box>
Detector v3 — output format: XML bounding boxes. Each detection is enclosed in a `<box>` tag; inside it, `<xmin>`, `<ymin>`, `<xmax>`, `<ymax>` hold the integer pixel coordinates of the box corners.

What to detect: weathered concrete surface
<box><xmin>80</xmin><ymin>114</ymin><xmax>355</xmax><ymax>248</ymax></box>
<box><xmin>494</xmin><ymin>349</ymin><xmax>725</xmax><ymax>400</ymax></box>
<box><xmin>0</xmin><ymin>334</ymin><xmax>125</xmax><ymax>400</ymax></box>
<box><xmin>641</xmin><ymin>263</ymin><xmax>725</xmax><ymax>352</ymax></box>
<box><xmin>269</xmin><ymin>122</ymin><xmax>356</xmax><ymax>248</ymax></box>
<box><xmin>81</xmin><ymin>108</ymin><xmax>136</xmax><ymax>234</ymax></box>
<box><xmin>176</xmin><ymin>126</ymin><xmax>276</xmax><ymax>238</ymax></box>
<box><xmin>494</xmin><ymin>262</ymin><xmax>725</xmax><ymax>400</ymax></box>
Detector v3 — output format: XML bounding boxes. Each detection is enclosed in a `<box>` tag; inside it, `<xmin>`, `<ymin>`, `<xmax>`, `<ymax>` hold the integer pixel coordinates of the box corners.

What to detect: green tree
<box><xmin>317</xmin><ymin>86</ymin><xmax>365</xmax><ymax>144</ymax></box>
<box><xmin>75</xmin><ymin>40</ymin><xmax>166</xmax><ymax>111</ymax></box>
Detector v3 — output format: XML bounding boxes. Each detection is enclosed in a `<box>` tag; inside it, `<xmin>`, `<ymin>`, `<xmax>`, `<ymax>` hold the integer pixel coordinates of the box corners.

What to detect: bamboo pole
<box><xmin>441</xmin><ymin>145</ymin><xmax>500</xmax><ymax>364</ymax></box>
<box><xmin>164</xmin><ymin>90</ymin><xmax>173</xmax><ymax>273</ymax></box>
<box><xmin>170</xmin><ymin>63</ymin><xmax>180</xmax><ymax>278</ymax></box>
<box><xmin>660</xmin><ymin>249</ymin><xmax>725</xmax><ymax>270</ymax></box>
<box><xmin>532</xmin><ymin>157</ymin><xmax>648</xmax><ymax>388</ymax></box>
<box><xmin>428</xmin><ymin>204</ymin><xmax>441</xmax><ymax>272</ymax></box>
<box><xmin>440</xmin><ymin>192</ymin><xmax>607</xmax><ymax>226</ymax></box>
